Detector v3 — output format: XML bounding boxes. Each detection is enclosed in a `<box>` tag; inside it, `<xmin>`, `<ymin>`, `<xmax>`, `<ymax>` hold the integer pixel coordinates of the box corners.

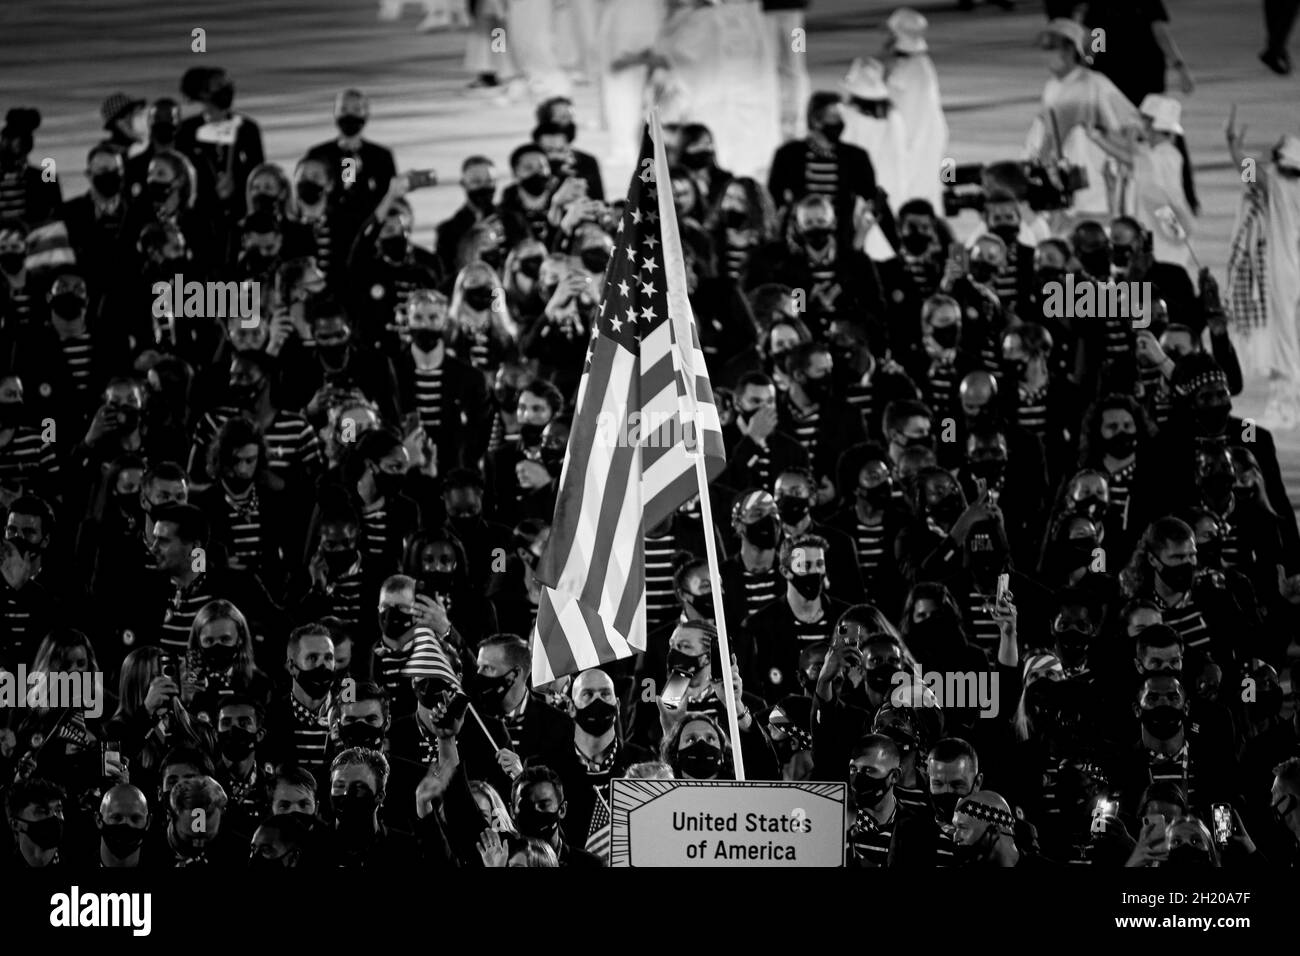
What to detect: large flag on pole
<box><xmin>530</xmin><ymin>118</ymin><xmax>727</xmax><ymax>686</ymax></box>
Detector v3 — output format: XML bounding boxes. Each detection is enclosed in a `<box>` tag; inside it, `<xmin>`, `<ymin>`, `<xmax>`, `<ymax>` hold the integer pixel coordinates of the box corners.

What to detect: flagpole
<box><xmin>690</xmin><ymin>445</ymin><xmax>747</xmax><ymax>781</ymax></box>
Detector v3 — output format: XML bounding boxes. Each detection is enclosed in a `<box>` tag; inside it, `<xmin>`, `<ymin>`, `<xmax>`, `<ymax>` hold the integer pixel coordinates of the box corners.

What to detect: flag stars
<box><xmin>643</xmin><ymin>235</ymin><xmax>659</xmax><ymax>250</ymax></box>
<box><xmin>641</xmin><ymin>305</ymin><xmax>655</xmax><ymax>322</ymax></box>
<box><xmin>647</xmin><ymin>211</ymin><xmax>658</xmax><ymax>224</ymax></box>
<box><xmin>625</xmin><ymin>246</ymin><xmax>637</xmax><ymax>262</ymax></box>
<box><xmin>624</xmin><ymin>306</ymin><xmax>636</xmax><ymax>328</ymax></box>
<box><xmin>630</xmin><ymin>209</ymin><xmax>643</xmax><ymax>224</ymax></box>
<box><xmin>617</xmin><ymin>279</ymin><xmax>630</xmax><ymax>299</ymax></box>
<box><xmin>641</xmin><ymin>257</ymin><xmax>659</xmax><ymax>275</ymax></box>
<box><xmin>641</xmin><ymin>280</ymin><xmax>657</xmax><ymax>297</ymax></box>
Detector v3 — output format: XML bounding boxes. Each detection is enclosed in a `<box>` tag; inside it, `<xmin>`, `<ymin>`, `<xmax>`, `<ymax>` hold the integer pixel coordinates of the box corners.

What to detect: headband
<box><xmin>1173</xmin><ymin>369</ymin><xmax>1228</xmax><ymax>399</ymax></box>
<box><xmin>955</xmin><ymin>797</ymin><xmax>1015</xmax><ymax>832</ymax></box>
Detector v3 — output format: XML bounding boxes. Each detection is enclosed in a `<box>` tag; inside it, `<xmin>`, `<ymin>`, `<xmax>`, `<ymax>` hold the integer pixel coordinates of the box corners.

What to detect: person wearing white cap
<box><xmin>883</xmin><ymin>8</ymin><xmax>948</xmax><ymax>215</ymax></box>
<box><xmin>1086</xmin><ymin>93</ymin><xmax>1197</xmax><ymax>270</ymax></box>
<box><xmin>1225</xmin><ymin>113</ymin><xmax>1300</xmax><ymax>430</ymax></box>
<box><xmin>841</xmin><ymin>57</ymin><xmax>907</xmax><ymax>222</ymax></box>
<box><xmin>1024</xmin><ymin>18</ymin><xmax>1143</xmax><ymax>231</ymax></box>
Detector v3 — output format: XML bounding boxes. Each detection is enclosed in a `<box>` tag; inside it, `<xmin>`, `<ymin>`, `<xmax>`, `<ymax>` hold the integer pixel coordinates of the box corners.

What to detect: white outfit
<box><xmin>1131</xmin><ymin>139</ymin><xmax>1196</xmax><ymax>271</ymax></box>
<box><xmin>886</xmin><ymin>51</ymin><xmax>947</xmax><ymax>211</ymax></box>
<box><xmin>650</xmin><ymin>0</ymin><xmax>781</xmax><ymax>180</ymax></box>
<box><xmin>1263</xmin><ymin>169</ymin><xmax>1300</xmax><ymax>429</ymax></box>
<box><xmin>842</xmin><ymin>104</ymin><xmax>908</xmax><ymax>213</ymax></box>
<box><xmin>505</xmin><ymin>0</ymin><xmax>572</xmax><ymax>100</ymax></box>
<box><xmin>767</xmin><ymin>8</ymin><xmax>810</xmax><ymax>139</ymax></box>
<box><xmin>596</xmin><ymin>0</ymin><xmax>667</xmax><ymax>169</ymax></box>
<box><xmin>1025</xmin><ymin>65</ymin><xmax>1142</xmax><ymax>220</ymax></box>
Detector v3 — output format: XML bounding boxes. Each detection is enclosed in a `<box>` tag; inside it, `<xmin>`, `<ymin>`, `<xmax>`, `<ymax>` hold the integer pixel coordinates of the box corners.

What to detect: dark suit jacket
<box><xmin>304</xmin><ymin>137</ymin><xmax>397</xmax><ymax>221</ymax></box>
<box><xmin>767</xmin><ymin>140</ymin><xmax>877</xmax><ymax>230</ymax></box>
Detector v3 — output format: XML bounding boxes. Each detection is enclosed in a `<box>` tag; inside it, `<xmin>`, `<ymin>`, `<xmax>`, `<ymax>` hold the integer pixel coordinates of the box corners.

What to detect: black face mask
<box><xmin>580</xmin><ymin>249</ymin><xmax>611</xmax><ymax>275</ymax></box>
<box><xmin>929</xmin><ymin>494</ymin><xmax>965</xmax><ymax>527</ymax></box>
<box><xmin>150</xmin><ymin>122</ymin><xmax>176</xmax><ymax>145</ymax></box>
<box><xmin>217</xmin><ymin>726</ymin><xmax>258</xmax><ymax>761</ymax></box>
<box><xmin>339</xmin><ymin>722</ymin><xmax>386</xmax><ymax>750</ymax></box>
<box><xmin>932</xmin><ymin>792</ymin><xmax>963</xmax><ymax>826</ymax></box>
<box><xmin>92</xmin><ymin>171</ymin><xmax>122</xmax><ymax>198</ymax></box>
<box><xmin>909</xmin><ymin>613</ymin><xmax>965</xmax><ymax>654</ymax></box>
<box><xmin>1059</xmin><ymin>537</ymin><xmax>1097</xmax><ymax>572</ymax></box>
<box><xmin>1140</xmin><ymin>705</ymin><xmax>1186</xmax><ymax>740</ymax></box>
<box><xmin>228</xmin><ymin>380</ymin><xmax>265</xmax><ymax>409</ymax></box>
<box><xmin>1155</xmin><ymin>559</ymin><xmax>1196</xmax><ymax>593</ymax></box>
<box><xmin>519</xmin><ymin>422</ymin><xmax>545</xmax><ymax>447</ymax></box>
<box><xmin>49</xmin><ymin>294</ymin><xmax>85</xmax><ymax>319</ymax></box>
<box><xmin>969</xmin><ymin>261</ymin><xmax>999</xmax><ymax>284</ymax></box>
<box><xmin>866</xmin><ymin>665</ymin><xmax>900</xmax><ymax>694</ymax></box>
<box><xmin>470</xmin><ymin>669</ymin><xmax>517</xmax><ymax>715</ymax></box>
<box><xmin>19</xmin><ymin>816</ymin><xmax>63</xmax><ymax>850</ymax></box>
<box><xmin>802</xmin><ymin>376</ymin><xmax>833</xmax><ymax>405</ymax></box>
<box><xmin>990</xmin><ymin>224</ymin><xmax>1020</xmax><ymax>244</ymax></box>
<box><xmin>517</xmin><ymin>805</ymin><xmax>561</xmax><ymax>838</ymax></box>
<box><xmin>297</xmin><ymin>181</ymin><xmax>324</xmax><ymax>205</ymax></box>
<box><xmin>1110</xmin><ymin>247</ymin><xmax>1132</xmax><ymax>271</ymax></box>
<box><xmin>379</xmin><ymin>606</ymin><xmax>417</xmax><ymax>642</ymax></box>
<box><xmin>790</xmin><ymin>572</ymin><xmax>824</xmax><ymax>601</ymax></box>
<box><xmin>1055</xmin><ymin>630</ymin><xmax>1090</xmax><ymax>669</ymax></box>
<box><xmin>517</xmin><ymin>257</ymin><xmax>543</xmax><ymax>280</ymax></box>
<box><xmin>929</xmin><ymin>326</ymin><xmax>959</xmax><ymax>350</ymax></box>
<box><xmin>803</xmin><ymin>229</ymin><xmax>832</xmax><ymax>251</ymax></box>
<box><xmin>1072</xmin><ymin>496</ymin><xmax>1108</xmax><ymax>524</ymax></box>
<box><xmin>295</xmin><ymin>665</ymin><xmax>335</xmax><ymax>699</ymax></box>
<box><xmin>776</xmin><ymin>496</ymin><xmax>810</xmax><ymax>525</ymax></box>
<box><xmin>519</xmin><ymin>173</ymin><xmax>549</xmax><ymax>197</ymax></box>
<box><xmin>681</xmin><ymin>150</ymin><xmax>715</xmax><ymax>170</ymax></box>
<box><xmin>337</xmin><ymin>115</ymin><xmax>366</xmax><ymax>138</ymax></box>
<box><xmin>722</xmin><ymin>208</ymin><xmax>750</xmax><ymax>230</ymax></box>
<box><xmin>209</xmin><ymin>84</ymin><xmax>235</xmax><ymax>111</ymax></box>
<box><xmin>574</xmin><ymin>697</ymin><xmax>618</xmax><ymax>736</ymax></box>
<box><xmin>101</xmin><ymin>822</ymin><xmax>146</xmax><ymax>858</ymax></box>
<box><xmin>901</xmin><ymin>231</ymin><xmax>932</xmax><ymax>256</ymax></box>
<box><xmin>1102</xmin><ymin>432</ymin><xmax>1136</xmax><ymax>459</ymax></box>
<box><xmin>321</xmin><ymin>547</ymin><xmax>357</xmax><ymax>577</ymax></box>
<box><xmin>317</xmin><ymin>342</ymin><xmax>349</xmax><ymax>367</ymax></box>
<box><xmin>249</xmin><ymin>193</ymin><xmax>278</xmax><ymax>215</ymax></box>
<box><xmin>333</xmin><ymin>791</ymin><xmax>377</xmax><ymax>832</ymax></box>
<box><xmin>689</xmin><ymin>592</ymin><xmax>715</xmax><ymax>621</ymax></box>
<box><xmin>0</xmin><ymin>253</ymin><xmax>24</xmax><ymax>274</ymax></box>
<box><xmin>372</xmin><ymin>470</ymin><xmax>404</xmax><ymax>502</ymax></box>
<box><xmin>857</xmin><ymin>483</ymin><xmax>893</xmax><ymax>510</ymax></box>
<box><xmin>968</xmin><ymin>459</ymin><xmax>1007</xmax><ymax>489</ymax></box>
<box><xmin>818</xmin><ymin>122</ymin><xmax>845</xmax><ymax>143</ymax></box>
<box><xmin>852</xmin><ymin>770</ymin><xmax>895</xmax><ymax>807</ymax></box>
<box><xmin>463</xmin><ymin>287</ymin><xmax>495</xmax><ymax>311</ymax></box>
<box><xmin>1201</xmin><ymin>472</ymin><xmax>1234</xmax><ymax>504</ymax></box>
<box><xmin>667</xmin><ymin>649</ymin><xmax>707</xmax><ymax>677</ymax></box>
<box><xmin>1191</xmin><ymin>405</ymin><xmax>1231</xmax><ymax>438</ymax></box>
<box><xmin>202</xmin><ymin>643</ymin><xmax>238</xmax><ymax>671</ymax></box>
<box><xmin>146</xmin><ymin>180</ymin><xmax>173</xmax><ymax>204</ymax></box>
<box><xmin>677</xmin><ymin>740</ymin><xmax>724</xmax><ymax>779</ymax></box>
<box><xmin>380</xmin><ymin>235</ymin><xmax>408</xmax><ymax>261</ymax></box>
<box><xmin>1078</xmin><ymin>251</ymin><xmax>1110</xmax><ymax>279</ymax></box>
<box><xmin>467</xmin><ymin>186</ymin><xmax>495</xmax><ymax>210</ymax></box>
<box><xmin>410</xmin><ymin>328</ymin><xmax>441</xmax><ymax>352</ymax></box>
<box><xmin>742</xmin><ymin>516</ymin><xmax>779</xmax><ymax>550</ymax></box>
<box><xmin>1166</xmin><ymin>844</ymin><xmax>1215</xmax><ymax>868</ymax></box>
<box><xmin>1034</xmin><ymin>266</ymin><xmax>1064</xmax><ymax>290</ymax></box>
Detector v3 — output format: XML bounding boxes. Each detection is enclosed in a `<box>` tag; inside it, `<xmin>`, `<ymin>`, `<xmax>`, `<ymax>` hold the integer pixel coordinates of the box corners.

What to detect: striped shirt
<box><xmin>966</xmin><ymin>589</ymin><xmax>1002</xmax><ymax>653</ymax></box>
<box><xmin>375</xmin><ymin>648</ymin><xmax>412</xmax><ymax>705</ymax></box>
<box><xmin>286</xmin><ymin>692</ymin><xmax>332</xmax><ymax>778</ymax></box>
<box><xmin>487</xmin><ymin>415</ymin><xmax>516</xmax><ymax>456</ymax></box>
<box><xmin>1155</xmin><ymin>592</ymin><xmax>1211</xmax><ymax>651</ymax></box>
<box><xmin>0</xmin><ymin>167</ymin><xmax>26</xmax><ymax>220</ymax></box>
<box><xmin>222</xmin><ymin>484</ymin><xmax>266</xmax><ymax>572</ymax></box>
<box><xmin>1017</xmin><ymin>381</ymin><xmax>1049</xmax><ymax>438</ymax></box>
<box><xmin>787</xmin><ymin>406</ymin><xmax>821</xmax><ymax>464</ymax></box>
<box><xmin>740</xmin><ymin>566</ymin><xmax>782</xmax><ymax>619</ymax></box>
<box><xmin>0</xmin><ymin>426</ymin><xmax>59</xmax><ymax>492</ymax></box>
<box><xmin>1146</xmin><ymin>741</ymin><xmax>1194</xmax><ymax>805</ymax></box>
<box><xmin>360</xmin><ymin>508</ymin><xmax>393</xmax><ymax>570</ymax></box>
<box><xmin>804</xmin><ymin>146</ymin><xmax>839</xmax><ymax>197</ymax></box>
<box><xmin>322</xmin><ymin>566</ymin><xmax>367</xmax><ymax>628</ymax></box>
<box><xmin>59</xmin><ymin>334</ymin><xmax>95</xmax><ymax>397</ymax></box>
<box><xmin>645</xmin><ymin>533</ymin><xmax>680</xmax><ymax>627</ymax></box>
<box><xmin>161</xmin><ymin>577</ymin><xmax>219</xmax><ymax>650</ymax></box>
<box><xmin>852</xmin><ymin>519</ymin><xmax>889</xmax><ymax>586</ymax></box>
<box><xmin>992</xmin><ymin>253</ymin><xmax>1021</xmax><ymax>312</ymax></box>
<box><xmin>413</xmin><ymin>366</ymin><xmax>444</xmax><ymax>433</ymax></box>
<box><xmin>306</xmin><ymin>215</ymin><xmax>334</xmax><ymax>281</ymax></box>
<box><xmin>193</xmin><ymin>408</ymin><xmax>322</xmax><ymax>479</ymax></box>
<box><xmin>903</xmin><ymin>256</ymin><xmax>940</xmax><ymax>299</ymax></box>
<box><xmin>844</xmin><ymin>381</ymin><xmax>875</xmax><ymax>432</ymax></box>
<box><xmin>1106</xmin><ymin>459</ymin><xmax>1137</xmax><ymax>532</ymax></box>
<box><xmin>1</xmin><ymin>586</ymin><xmax>36</xmax><ymax>655</ymax></box>
<box><xmin>924</xmin><ymin>358</ymin><xmax>959</xmax><ymax>418</ymax></box>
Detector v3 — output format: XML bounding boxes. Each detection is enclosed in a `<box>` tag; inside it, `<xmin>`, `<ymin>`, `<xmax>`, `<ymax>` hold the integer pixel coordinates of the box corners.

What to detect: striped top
<box><xmin>852</xmin><ymin>518</ymin><xmax>889</xmax><ymax>585</ymax></box>
<box><xmin>286</xmin><ymin>691</ymin><xmax>332</xmax><ymax>778</ymax></box>
<box><xmin>222</xmin><ymin>484</ymin><xmax>266</xmax><ymax>571</ymax></box>
<box><xmin>487</xmin><ymin>415</ymin><xmax>516</xmax><ymax>455</ymax></box>
<box><xmin>1146</xmin><ymin>742</ymin><xmax>1194</xmax><ymax>805</ymax></box>
<box><xmin>924</xmin><ymin>358</ymin><xmax>959</xmax><ymax>418</ymax></box>
<box><xmin>844</xmin><ymin>381</ymin><xmax>875</xmax><ymax>432</ymax></box>
<box><xmin>360</xmin><ymin>507</ymin><xmax>394</xmax><ymax>570</ymax></box>
<box><xmin>740</xmin><ymin>566</ymin><xmax>782</xmax><ymax>620</ymax></box>
<box><xmin>804</xmin><ymin>147</ymin><xmax>839</xmax><ymax>197</ymax></box>
<box><xmin>0</xmin><ymin>167</ymin><xmax>26</xmax><ymax>220</ymax></box>
<box><xmin>0</xmin><ymin>426</ymin><xmax>59</xmax><ymax>491</ymax></box>
<box><xmin>322</xmin><ymin>566</ymin><xmax>367</xmax><ymax>628</ymax></box>
<box><xmin>1154</xmin><ymin>591</ymin><xmax>1211</xmax><ymax>651</ymax></box>
<box><xmin>786</xmin><ymin>405</ymin><xmax>821</xmax><ymax>464</ymax></box>
<box><xmin>306</xmin><ymin>215</ymin><xmax>334</xmax><ymax>281</ymax></box>
<box><xmin>992</xmin><ymin>253</ymin><xmax>1021</xmax><ymax>312</ymax></box>
<box><xmin>1106</xmin><ymin>459</ymin><xmax>1136</xmax><ymax>532</ymax></box>
<box><xmin>193</xmin><ymin>408</ymin><xmax>322</xmax><ymax>479</ymax></box>
<box><xmin>1017</xmin><ymin>381</ymin><xmax>1049</xmax><ymax>438</ymax></box>
<box><xmin>413</xmin><ymin>366</ymin><xmax>445</xmax><ymax>433</ymax></box>
<box><xmin>965</xmin><ymin>588</ymin><xmax>1002</xmax><ymax>653</ymax></box>
<box><xmin>161</xmin><ymin>577</ymin><xmax>219</xmax><ymax>650</ymax></box>
<box><xmin>375</xmin><ymin>647</ymin><xmax>412</xmax><ymax>704</ymax></box>
<box><xmin>1</xmin><ymin>587</ymin><xmax>37</xmax><ymax>655</ymax></box>
<box><xmin>903</xmin><ymin>256</ymin><xmax>940</xmax><ymax>298</ymax></box>
<box><xmin>59</xmin><ymin>334</ymin><xmax>95</xmax><ymax>397</ymax></box>
<box><xmin>645</xmin><ymin>532</ymin><xmax>681</xmax><ymax>627</ymax></box>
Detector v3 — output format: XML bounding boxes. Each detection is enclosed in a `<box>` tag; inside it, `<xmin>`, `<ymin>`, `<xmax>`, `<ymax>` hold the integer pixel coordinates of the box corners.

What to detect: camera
<box><xmin>941</xmin><ymin>160</ymin><xmax>1087</xmax><ymax>217</ymax></box>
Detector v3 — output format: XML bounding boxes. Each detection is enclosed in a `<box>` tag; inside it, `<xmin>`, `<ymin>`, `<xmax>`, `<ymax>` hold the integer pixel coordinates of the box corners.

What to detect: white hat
<box><xmin>887</xmin><ymin>8</ymin><xmax>928</xmax><ymax>54</ymax></box>
<box><xmin>1039</xmin><ymin>17</ymin><xmax>1087</xmax><ymax>60</ymax></box>
<box><xmin>1139</xmin><ymin>94</ymin><xmax>1183</xmax><ymax>135</ymax></box>
<box><xmin>1275</xmin><ymin>134</ymin><xmax>1300</xmax><ymax>171</ymax></box>
<box><xmin>841</xmin><ymin>57</ymin><xmax>890</xmax><ymax>101</ymax></box>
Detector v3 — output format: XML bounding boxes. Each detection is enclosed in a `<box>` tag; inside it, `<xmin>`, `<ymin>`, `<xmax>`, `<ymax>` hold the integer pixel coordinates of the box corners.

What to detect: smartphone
<box><xmin>158</xmin><ymin>651</ymin><xmax>178</xmax><ymax>681</ymax></box>
<box><xmin>661</xmin><ymin>671</ymin><xmax>691</xmax><ymax>711</ymax></box>
<box><xmin>1212</xmin><ymin>803</ymin><xmax>1232</xmax><ymax>845</ymax></box>
<box><xmin>102</xmin><ymin>740</ymin><xmax>121</xmax><ymax>778</ymax></box>
<box><xmin>948</xmin><ymin>241</ymin><xmax>967</xmax><ymax>269</ymax></box>
<box><xmin>995</xmin><ymin>573</ymin><xmax>1010</xmax><ymax>606</ymax></box>
<box><xmin>1091</xmin><ymin>797</ymin><xmax>1116</xmax><ymax>835</ymax></box>
<box><xmin>407</xmin><ymin>169</ymin><xmax>438</xmax><ymax>190</ymax></box>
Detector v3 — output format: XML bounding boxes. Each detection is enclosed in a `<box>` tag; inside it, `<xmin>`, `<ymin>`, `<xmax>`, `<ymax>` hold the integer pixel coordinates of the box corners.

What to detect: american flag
<box><xmin>530</xmin><ymin>115</ymin><xmax>726</xmax><ymax>684</ymax></box>
<box><xmin>402</xmin><ymin>626</ymin><xmax>462</xmax><ymax>691</ymax></box>
<box><xmin>585</xmin><ymin>787</ymin><xmax>612</xmax><ymax>860</ymax></box>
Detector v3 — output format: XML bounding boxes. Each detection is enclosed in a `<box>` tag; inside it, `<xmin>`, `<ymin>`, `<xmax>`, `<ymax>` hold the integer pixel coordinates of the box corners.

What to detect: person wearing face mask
<box><xmin>768</xmin><ymin>91</ymin><xmax>878</xmax><ymax>234</ymax></box>
<box><xmin>1117</xmin><ymin>673</ymin><xmax>1240</xmax><ymax>822</ymax></box>
<box><xmin>248</xmin><ymin>813</ymin><xmax>322</xmax><ymax>869</ymax></box>
<box><xmin>775</xmin><ymin>343</ymin><xmax>868</xmax><ymax>500</ymax></box>
<box><xmin>267</xmin><ymin>625</ymin><xmax>339</xmax><ymax>784</ymax></box>
<box><xmin>429</xmin><ymin>469</ymin><xmax>512</xmax><ymax>598</ymax></box>
<box><xmin>445</xmin><ymin>261</ymin><xmax>518</xmax><ymax>374</ymax></box>
<box><xmin>390</xmin><ymin>289</ymin><xmax>492</xmax><ymax>473</ymax></box>
<box><xmin>767</xmin><ymin>696</ymin><xmax>816</xmax><ymax>782</ymax></box>
<box><xmin>0</xmin><ymin>108</ymin><xmax>61</xmax><ymax>227</ymax></box>
<box><xmin>998</xmin><ymin>323</ymin><xmax>1079</xmax><ymax>482</ymax></box>
<box><xmin>845</xmin><ymin>734</ymin><xmax>914</xmax><ymax>866</ymax></box>
<box><xmin>772</xmin><ymin>468</ymin><xmax>864</xmax><ymax>604</ymax></box>
<box><xmin>63</xmin><ymin>146</ymin><xmax>130</xmax><ymax>297</ymax></box>
<box><xmin>210</xmin><ymin>696</ymin><xmax>271</xmax><ymax>844</ymax></box>
<box><xmin>335</xmin><ymin>427</ymin><xmax>419</xmax><ymax>581</ymax></box>
<box><xmin>499</xmin><ymin>143</ymin><xmax>556</xmax><ymax>248</ymax></box>
<box><xmin>717</xmin><ymin>491</ymin><xmax>785</xmax><ymax>633</ymax></box>
<box><xmin>4</xmin><ymin>778</ymin><xmax>66</xmax><ymax>869</ymax></box>
<box><xmin>708</xmin><ymin>177</ymin><xmax>776</xmax><ymax>288</ymax></box>
<box><xmin>570</xmin><ymin>668</ymin><xmax>651</xmax><ymax>793</ymax></box>
<box><xmin>435</xmin><ymin>155</ymin><xmax>501</xmax><ymax>275</ymax></box>
<box><xmin>886</xmin><ymin>737</ymin><xmax>984</xmax><ymax>867</ymax></box>
<box><xmin>174</xmin><ymin>66</ymin><xmax>264</xmax><ymax>221</ymax></box>
<box><xmin>909</xmin><ymin>295</ymin><xmax>976</xmax><ymax>422</ymax></box>
<box><xmin>509</xmin><ymin>767</ymin><xmax>603</xmax><ymax>867</ymax></box>
<box><xmin>533</xmin><ymin>99</ymin><xmax>605</xmax><ymax>198</ymax></box>
<box><xmin>970</xmin><ymin>191</ymin><xmax>1036</xmax><ymax>316</ymax></box>
<box><xmin>302</xmin><ymin>88</ymin><xmax>396</xmax><ymax>221</ymax></box>
<box><xmin>96</xmin><ymin>91</ymin><xmax>148</xmax><ymax>159</ymax></box>
<box><xmin>292</xmin><ymin>156</ymin><xmax>354</xmax><ymax>289</ymax></box>
<box><xmin>325</xmin><ymin>747</ymin><xmax>423</xmax><ymax>867</ymax></box>
<box><xmin>746</xmin><ymin>535</ymin><xmax>851</xmax><ymax>704</ymax></box>
<box><xmin>938</xmin><ymin>235</ymin><xmax>1009</xmax><ymax>372</ymax></box>
<box><xmin>895</xmin><ymin>466</ymin><xmax>991</xmax><ymax>584</ymax></box>
<box><xmin>830</xmin><ymin>449</ymin><xmax>909</xmax><ymax>611</ymax></box>
<box><xmin>90</xmin><ymin>784</ymin><xmax>152</xmax><ymax>868</ymax></box>
<box><xmin>1187</xmin><ymin>450</ymin><xmax>1283</xmax><ymax>606</ymax></box>
<box><xmin>485</xmin><ymin>360</ymin><xmax>531</xmax><ymax>454</ymax></box>
<box><xmin>486</xmin><ymin>379</ymin><xmax>563</xmax><ymax>526</ymax></box>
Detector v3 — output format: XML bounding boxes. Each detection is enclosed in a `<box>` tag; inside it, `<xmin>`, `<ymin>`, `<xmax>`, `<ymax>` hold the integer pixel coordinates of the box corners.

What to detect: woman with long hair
<box><xmin>446</xmin><ymin>261</ymin><xmax>519</xmax><ymax>378</ymax></box>
<box><xmin>185</xmin><ymin>599</ymin><xmax>273</xmax><ymax>724</ymax></box>
<box><xmin>705</xmin><ymin>175</ymin><xmax>778</xmax><ymax>286</ymax></box>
